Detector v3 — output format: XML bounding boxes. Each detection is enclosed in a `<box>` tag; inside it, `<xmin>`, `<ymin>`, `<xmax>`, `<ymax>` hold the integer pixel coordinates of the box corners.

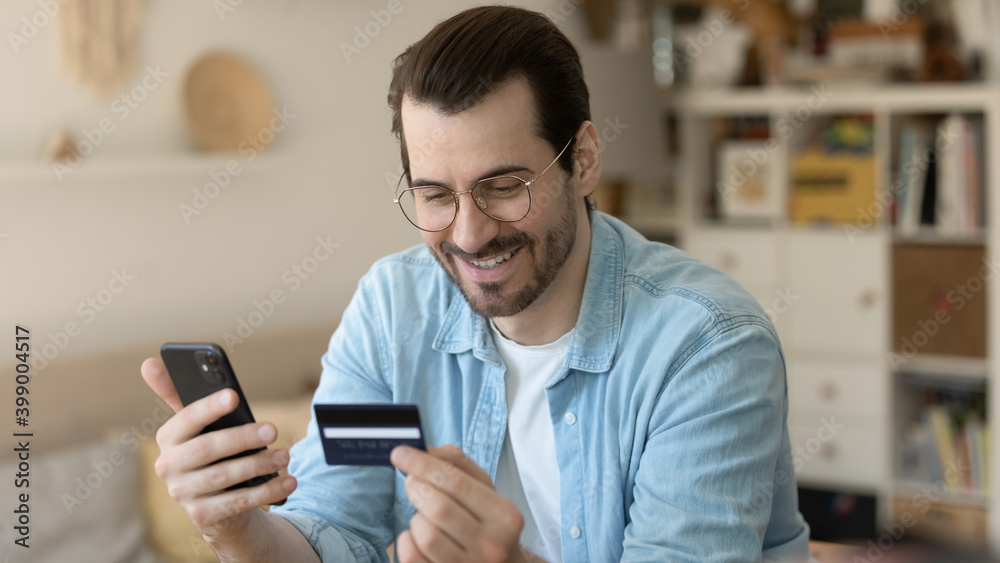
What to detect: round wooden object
<box><xmin>183</xmin><ymin>53</ymin><xmax>275</xmax><ymax>152</ymax></box>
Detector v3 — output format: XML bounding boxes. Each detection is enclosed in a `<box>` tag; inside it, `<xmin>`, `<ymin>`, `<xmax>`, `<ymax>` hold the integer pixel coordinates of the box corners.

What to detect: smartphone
<box><xmin>160</xmin><ymin>342</ymin><xmax>284</xmax><ymax>504</ymax></box>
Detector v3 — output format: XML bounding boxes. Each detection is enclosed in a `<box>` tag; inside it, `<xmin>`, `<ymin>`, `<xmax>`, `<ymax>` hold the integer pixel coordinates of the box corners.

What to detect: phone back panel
<box><xmin>160</xmin><ymin>342</ymin><xmax>257</xmax><ymax>435</ymax></box>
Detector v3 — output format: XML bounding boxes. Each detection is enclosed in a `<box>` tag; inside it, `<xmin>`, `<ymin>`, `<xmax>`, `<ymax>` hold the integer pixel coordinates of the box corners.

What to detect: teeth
<box><xmin>472</xmin><ymin>249</ymin><xmax>516</xmax><ymax>269</ymax></box>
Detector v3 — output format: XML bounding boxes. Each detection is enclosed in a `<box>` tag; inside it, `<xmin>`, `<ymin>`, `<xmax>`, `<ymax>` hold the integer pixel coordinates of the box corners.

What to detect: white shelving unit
<box><xmin>626</xmin><ymin>83</ymin><xmax>1000</xmax><ymax>552</ymax></box>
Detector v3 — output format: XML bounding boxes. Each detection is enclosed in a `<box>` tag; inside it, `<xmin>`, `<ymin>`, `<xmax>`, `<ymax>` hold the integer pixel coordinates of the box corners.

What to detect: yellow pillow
<box><xmin>139</xmin><ymin>395</ymin><xmax>313</xmax><ymax>563</ymax></box>
<box><xmin>139</xmin><ymin>436</ymin><xmax>220</xmax><ymax>563</ymax></box>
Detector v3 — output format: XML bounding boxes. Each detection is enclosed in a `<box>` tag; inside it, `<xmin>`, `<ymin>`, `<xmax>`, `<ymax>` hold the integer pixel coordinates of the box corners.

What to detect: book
<box><xmin>921</xmin><ymin>408</ymin><xmax>945</xmax><ymax>483</ymax></box>
<box><xmin>983</xmin><ymin>424</ymin><xmax>991</xmax><ymax>491</ymax></box>
<box><xmin>895</xmin><ymin>115</ymin><xmax>985</xmax><ymax>236</ymax></box>
<box><xmin>955</xmin><ymin>428</ymin><xmax>973</xmax><ymax>489</ymax></box>
<box><xmin>928</xmin><ymin>405</ymin><xmax>958</xmax><ymax>486</ymax></box>
<box><xmin>967</xmin><ymin>416</ymin><xmax>983</xmax><ymax>490</ymax></box>
<box><xmin>920</xmin><ymin>149</ymin><xmax>938</xmax><ymax>226</ymax></box>
<box><xmin>935</xmin><ymin>115</ymin><xmax>962</xmax><ymax>235</ymax></box>
<box><xmin>896</xmin><ymin>123</ymin><xmax>928</xmax><ymax>234</ymax></box>
<box><xmin>908</xmin><ymin>387</ymin><xmax>988</xmax><ymax>493</ymax></box>
<box><xmin>895</xmin><ymin>124</ymin><xmax>916</xmax><ymax>233</ymax></box>
<box><xmin>964</xmin><ymin>117</ymin><xmax>984</xmax><ymax>232</ymax></box>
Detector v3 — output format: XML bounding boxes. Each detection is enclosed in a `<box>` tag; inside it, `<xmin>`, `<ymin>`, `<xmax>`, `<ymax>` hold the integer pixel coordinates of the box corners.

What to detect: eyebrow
<box><xmin>410</xmin><ymin>164</ymin><xmax>533</xmax><ymax>190</ymax></box>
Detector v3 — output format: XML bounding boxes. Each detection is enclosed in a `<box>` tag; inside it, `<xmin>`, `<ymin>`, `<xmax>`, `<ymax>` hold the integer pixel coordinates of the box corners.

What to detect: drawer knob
<box><xmin>820</xmin><ymin>382</ymin><xmax>837</xmax><ymax>401</ymax></box>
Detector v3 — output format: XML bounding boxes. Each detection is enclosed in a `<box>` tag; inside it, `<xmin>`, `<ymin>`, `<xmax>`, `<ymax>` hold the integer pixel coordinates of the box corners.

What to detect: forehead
<box><xmin>401</xmin><ymin>78</ymin><xmax>544</xmax><ymax>172</ymax></box>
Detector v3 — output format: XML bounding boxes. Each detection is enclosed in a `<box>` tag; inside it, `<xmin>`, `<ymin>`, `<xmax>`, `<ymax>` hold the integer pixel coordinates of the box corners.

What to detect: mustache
<box><xmin>440</xmin><ymin>233</ymin><xmax>531</xmax><ymax>261</ymax></box>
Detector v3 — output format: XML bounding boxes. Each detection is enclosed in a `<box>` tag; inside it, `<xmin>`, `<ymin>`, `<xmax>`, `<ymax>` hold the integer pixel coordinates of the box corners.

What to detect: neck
<box><xmin>492</xmin><ymin>209</ymin><xmax>592</xmax><ymax>346</ymax></box>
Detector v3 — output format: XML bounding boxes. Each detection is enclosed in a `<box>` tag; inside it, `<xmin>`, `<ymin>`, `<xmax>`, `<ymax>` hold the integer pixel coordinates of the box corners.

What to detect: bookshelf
<box><xmin>627</xmin><ymin>83</ymin><xmax>1000</xmax><ymax>552</ymax></box>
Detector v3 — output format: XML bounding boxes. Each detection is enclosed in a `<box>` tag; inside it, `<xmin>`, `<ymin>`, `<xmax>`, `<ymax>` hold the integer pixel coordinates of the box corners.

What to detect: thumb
<box><xmin>140</xmin><ymin>357</ymin><xmax>183</xmax><ymax>413</ymax></box>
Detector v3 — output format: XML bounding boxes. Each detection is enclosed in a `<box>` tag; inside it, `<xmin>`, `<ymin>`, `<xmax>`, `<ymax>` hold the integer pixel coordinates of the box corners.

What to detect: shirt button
<box><xmin>564</xmin><ymin>412</ymin><xmax>577</xmax><ymax>425</ymax></box>
<box><xmin>569</xmin><ymin>526</ymin><xmax>582</xmax><ymax>539</ymax></box>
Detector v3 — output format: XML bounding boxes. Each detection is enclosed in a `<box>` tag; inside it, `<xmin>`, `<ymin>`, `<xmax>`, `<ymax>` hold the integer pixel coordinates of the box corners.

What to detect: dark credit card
<box><xmin>314</xmin><ymin>404</ymin><xmax>426</xmax><ymax>466</ymax></box>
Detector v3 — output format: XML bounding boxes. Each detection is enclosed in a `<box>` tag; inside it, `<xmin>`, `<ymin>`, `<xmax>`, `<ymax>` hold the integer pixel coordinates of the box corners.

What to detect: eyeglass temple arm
<box><xmin>526</xmin><ymin>137</ymin><xmax>574</xmax><ymax>187</ymax></box>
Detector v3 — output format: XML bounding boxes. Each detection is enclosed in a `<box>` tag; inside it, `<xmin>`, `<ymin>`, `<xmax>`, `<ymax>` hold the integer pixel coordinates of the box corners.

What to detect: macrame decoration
<box><xmin>58</xmin><ymin>0</ymin><xmax>145</xmax><ymax>97</ymax></box>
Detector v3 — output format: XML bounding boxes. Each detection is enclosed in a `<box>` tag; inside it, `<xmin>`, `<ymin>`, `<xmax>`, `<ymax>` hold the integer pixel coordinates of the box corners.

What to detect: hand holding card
<box><xmin>314</xmin><ymin>404</ymin><xmax>426</xmax><ymax>466</ymax></box>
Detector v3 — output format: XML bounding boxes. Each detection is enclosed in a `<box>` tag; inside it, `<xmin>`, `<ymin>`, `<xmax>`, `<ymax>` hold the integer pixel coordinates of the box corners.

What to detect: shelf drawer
<box><xmin>786</xmin><ymin>359</ymin><xmax>886</xmax><ymax>419</ymax></box>
<box><xmin>891</xmin><ymin>497</ymin><xmax>988</xmax><ymax>550</ymax></box>
<box><xmin>788</xmin><ymin>414</ymin><xmax>886</xmax><ymax>489</ymax></box>
<box><xmin>787</xmin><ymin>230</ymin><xmax>888</xmax><ymax>355</ymax></box>
<box><xmin>684</xmin><ymin>228</ymin><xmax>779</xmax><ymax>286</ymax></box>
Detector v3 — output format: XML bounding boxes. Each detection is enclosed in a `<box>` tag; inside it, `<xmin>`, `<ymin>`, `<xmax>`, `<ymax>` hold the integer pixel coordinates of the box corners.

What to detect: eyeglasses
<box><xmin>393</xmin><ymin>137</ymin><xmax>573</xmax><ymax>232</ymax></box>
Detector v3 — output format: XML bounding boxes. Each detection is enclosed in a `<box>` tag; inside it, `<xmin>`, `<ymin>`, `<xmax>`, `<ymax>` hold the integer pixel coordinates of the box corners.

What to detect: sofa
<box><xmin>1</xmin><ymin>392</ymin><xmax>314</xmax><ymax>563</ymax></box>
<box><xmin>0</xmin><ymin>326</ymin><xmax>328</xmax><ymax>563</ymax></box>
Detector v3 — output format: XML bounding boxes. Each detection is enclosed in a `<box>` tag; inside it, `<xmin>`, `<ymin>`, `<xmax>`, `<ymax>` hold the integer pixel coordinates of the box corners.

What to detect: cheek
<box><xmin>421</xmin><ymin>233</ymin><xmax>447</xmax><ymax>256</ymax></box>
<box><xmin>527</xmin><ymin>190</ymin><xmax>555</xmax><ymax>219</ymax></box>
<box><xmin>421</xmin><ymin>231</ymin><xmax>442</xmax><ymax>245</ymax></box>
<box><xmin>525</xmin><ymin>178</ymin><xmax>570</xmax><ymax>220</ymax></box>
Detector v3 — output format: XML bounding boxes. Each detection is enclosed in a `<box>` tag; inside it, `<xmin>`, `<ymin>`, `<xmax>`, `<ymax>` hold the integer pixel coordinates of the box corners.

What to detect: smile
<box><xmin>470</xmin><ymin>248</ymin><xmax>519</xmax><ymax>269</ymax></box>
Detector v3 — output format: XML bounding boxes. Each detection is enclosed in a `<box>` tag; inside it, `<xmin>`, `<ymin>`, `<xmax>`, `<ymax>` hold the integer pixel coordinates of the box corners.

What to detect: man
<box><xmin>142</xmin><ymin>6</ymin><xmax>810</xmax><ymax>562</ymax></box>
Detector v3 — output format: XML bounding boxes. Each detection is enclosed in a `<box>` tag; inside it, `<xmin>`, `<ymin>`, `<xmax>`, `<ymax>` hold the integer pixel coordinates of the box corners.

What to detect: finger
<box><xmin>429</xmin><ymin>445</ymin><xmax>492</xmax><ymax>487</ymax></box>
<box><xmin>165</xmin><ymin>446</ymin><xmax>289</xmax><ymax>501</ymax></box>
<box><xmin>395</xmin><ymin>530</ymin><xmax>433</xmax><ymax>563</ymax></box>
<box><xmin>167</xmin><ymin>421</ymin><xmax>279</xmax><ymax>473</ymax></box>
<box><xmin>141</xmin><ymin>357</ymin><xmax>183</xmax><ymax>413</ymax></box>
<box><xmin>392</xmin><ymin>446</ymin><xmax>494</xmax><ymax>519</ymax></box>
<box><xmin>408</xmin><ymin>512</ymin><xmax>466</xmax><ymax>563</ymax></box>
<box><xmin>155</xmin><ymin>388</ymin><xmax>240</xmax><ymax>448</ymax></box>
<box><xmin>404</xmin><ymin>475</ymin><xmax>477</xmax><ymax>550</ymax></box>
<box><xmin>187</xmin><ymin>474</ymin><xmax>297</xmax><ymax>532</ymax></box>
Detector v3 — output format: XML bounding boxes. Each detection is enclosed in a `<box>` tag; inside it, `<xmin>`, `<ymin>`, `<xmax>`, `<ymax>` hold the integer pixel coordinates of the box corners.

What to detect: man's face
<box><xmin>400</xmin><ymin>78</ymin><xmax>580</xmax><ymax>318</ymax></box>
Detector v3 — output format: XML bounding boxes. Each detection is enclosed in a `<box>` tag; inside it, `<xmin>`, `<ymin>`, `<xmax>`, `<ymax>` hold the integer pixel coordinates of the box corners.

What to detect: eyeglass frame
<box><xmin>393</xmin><ymin>136</ymin><xmax>574</xmax><ymax>232</ymax></box>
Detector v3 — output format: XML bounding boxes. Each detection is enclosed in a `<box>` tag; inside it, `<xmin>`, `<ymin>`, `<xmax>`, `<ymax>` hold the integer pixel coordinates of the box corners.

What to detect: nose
<box><xmin>449</xmin><ymin>191</ymin><xmax>499</xmax><ymax>254</ymax></box>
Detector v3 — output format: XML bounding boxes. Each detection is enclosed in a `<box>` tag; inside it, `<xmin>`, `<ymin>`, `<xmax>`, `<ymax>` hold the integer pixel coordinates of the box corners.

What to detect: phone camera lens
<box><xmin>211</xmin><ymin>369</ymin><xmax>223</xmax><ymax>382</ymax></box>
<box><xmin>206</xmin><ymin>354</ymin><xmax>218</xmax><ymax>367</ymax></box>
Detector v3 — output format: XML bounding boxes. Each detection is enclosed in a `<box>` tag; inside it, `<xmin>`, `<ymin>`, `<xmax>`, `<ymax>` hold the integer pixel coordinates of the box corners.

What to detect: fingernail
<box><xmin>282</xmin><ymin>477</ymin><xmax>296</xmax><ymax>492</ymax></box>
<box><xmin>258</xmin><ymin>424</ymin><xmax>276</xmax><ymax>442</ymax></box>
<box><xmin>219</xmin><ymin>390</ymin><xmax>233</xmax><ymax>407</ymax></box>
<box><xmin>390</xmin><ymin>446</ymin><xmax>412</xmax><ymax>465</ymax></box>
<box><xmin>273</xmin><ymin>450</ymin><xmax>288</xmax><ymax>466</ymax></box>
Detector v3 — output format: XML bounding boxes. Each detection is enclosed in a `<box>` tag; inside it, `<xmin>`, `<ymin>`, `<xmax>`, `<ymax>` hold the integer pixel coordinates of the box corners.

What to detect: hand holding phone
<box><xmin>139</xmin><ymin>351</ymin><xmax>295</xmax><ymax>550</ymax></box>
<box><xmin>160</xmin><ymin>343</ymin><xmax>286</xmax><ymax>501</ymax></box>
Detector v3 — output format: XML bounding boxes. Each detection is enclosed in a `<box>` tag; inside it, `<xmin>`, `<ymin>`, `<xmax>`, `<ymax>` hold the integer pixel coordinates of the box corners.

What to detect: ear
<box><xmin>572</xmin><ymin>121</ymin><xmax>601</xmax><ymax>199</ymax></box>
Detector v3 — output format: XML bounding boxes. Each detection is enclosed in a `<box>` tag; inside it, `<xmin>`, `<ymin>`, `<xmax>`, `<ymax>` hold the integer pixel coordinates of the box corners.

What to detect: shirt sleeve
<box><xmin>270</xmin><ymin>274</ymin><xmax>398</xmax><ymax>563</ymax></box>
<box><xmin>621</xmin><ymin>321</ymin><xmax>808</xmax><ymax>562</ymax></box>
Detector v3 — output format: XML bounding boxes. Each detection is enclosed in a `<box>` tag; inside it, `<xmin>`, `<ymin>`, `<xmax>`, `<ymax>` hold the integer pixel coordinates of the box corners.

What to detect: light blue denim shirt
<box><xmin>272</xmin><ymin>212</ymin><xmax>810</xmax><ymax>562</ymax></box>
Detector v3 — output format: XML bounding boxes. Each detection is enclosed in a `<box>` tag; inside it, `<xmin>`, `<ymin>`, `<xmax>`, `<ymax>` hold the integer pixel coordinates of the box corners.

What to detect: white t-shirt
<box><xmin>490</xmin><ymin>320</ymin><xmax>572</xmax><ymax>563</ymax></box>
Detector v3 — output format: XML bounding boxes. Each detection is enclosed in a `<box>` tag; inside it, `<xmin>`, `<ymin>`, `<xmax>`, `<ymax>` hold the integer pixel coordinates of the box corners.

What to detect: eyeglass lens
<box><xmin>398</xmin><ymin>176</ymin><xmax>530</xmax><ymax>231</ymax></box>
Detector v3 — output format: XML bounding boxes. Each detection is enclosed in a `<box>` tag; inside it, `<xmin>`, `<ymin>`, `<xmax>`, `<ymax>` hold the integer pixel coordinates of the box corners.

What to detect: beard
<box><xmin>429</xmin><ymin>183</ymin><xmax>578</xmax><ymax>318</ymax></box>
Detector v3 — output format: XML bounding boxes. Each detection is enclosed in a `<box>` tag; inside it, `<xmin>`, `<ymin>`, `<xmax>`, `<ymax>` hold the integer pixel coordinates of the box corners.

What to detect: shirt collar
<box><xmin>432</xmin><ymin>212</ymin><xmax>624</xmax><ymax>373</ymax></box>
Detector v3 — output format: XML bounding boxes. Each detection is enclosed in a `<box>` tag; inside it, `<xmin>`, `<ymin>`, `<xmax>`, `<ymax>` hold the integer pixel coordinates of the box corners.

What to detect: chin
<box><xmin>462</xmin><ymin>279</ymin><xmax>542</xmax><ymax>318</ymax></box>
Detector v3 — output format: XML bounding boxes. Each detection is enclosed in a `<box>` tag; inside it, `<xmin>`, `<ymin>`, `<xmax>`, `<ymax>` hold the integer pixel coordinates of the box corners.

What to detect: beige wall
<box><xmin>0</xmin><ymin>0</ymin><xmax>666</xmax><ymax>453</ymax></box>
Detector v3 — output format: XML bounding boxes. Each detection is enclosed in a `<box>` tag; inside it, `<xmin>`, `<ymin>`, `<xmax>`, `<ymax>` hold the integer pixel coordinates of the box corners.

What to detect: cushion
<box><xmin>140</xmin><ymin>394</ymin><xmax>313</xmax><ymax>563</ymax></box>
<box><xmin>0</xmin><ymin>436</ymin><xmax>162</xmax><ymax>563</ymax></box>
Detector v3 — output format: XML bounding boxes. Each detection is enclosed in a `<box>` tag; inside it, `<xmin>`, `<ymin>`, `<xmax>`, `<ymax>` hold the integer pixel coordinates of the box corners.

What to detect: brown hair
<box><xmin>388</xmin><ymin>6</ymin><xmax>591</xmax><ymax>189</ymax></box>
